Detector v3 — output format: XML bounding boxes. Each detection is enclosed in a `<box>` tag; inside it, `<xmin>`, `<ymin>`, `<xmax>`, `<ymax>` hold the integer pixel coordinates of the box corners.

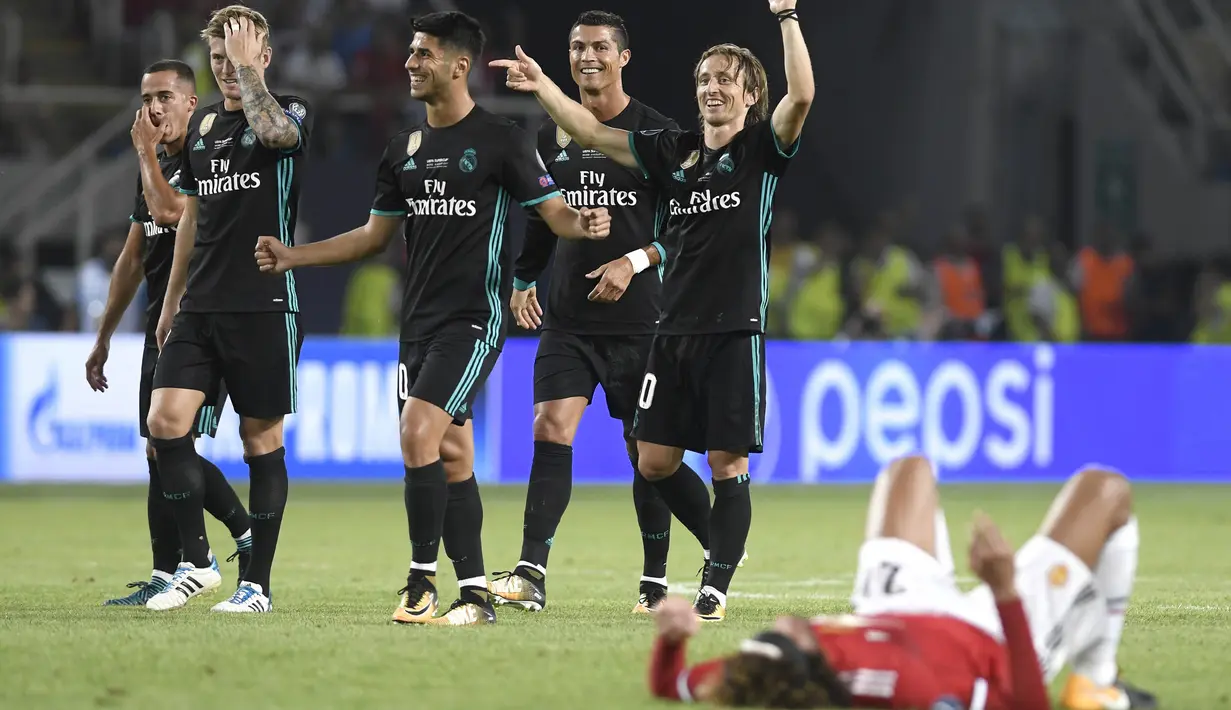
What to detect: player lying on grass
<box><xmin>647</xmin><ymin>456</ymin><xmax>1158</xmax><ymax>709</ymax></box>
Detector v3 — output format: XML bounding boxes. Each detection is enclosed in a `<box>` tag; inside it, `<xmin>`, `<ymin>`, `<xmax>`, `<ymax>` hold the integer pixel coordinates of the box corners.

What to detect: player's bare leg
<box><xmin>860</xmin><ymin>455</ymin><xmax>955</xmax><ymax>579</ymax></box>
<box><xmin>1037</xmin><ymin>468</ymin><xmax>1154</xmax><ymax>710</ymax></box>
<box><xmin>209</xmin><ymin>416</ymin><xmax>284</xmax><ymax>613</ymax></box>
<box><xmin>436</xmin><ymin>419</ymin><xmax>495</xmax><ymax>625</ymax></box>
<box><xmin>145</xmin><ymin>387</ymin><xmax>222</xmax><ymax>609</ymax></box>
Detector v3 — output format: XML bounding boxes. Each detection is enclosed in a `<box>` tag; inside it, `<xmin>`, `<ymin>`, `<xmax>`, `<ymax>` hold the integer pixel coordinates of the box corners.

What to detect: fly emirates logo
<box><xmin>197</xmin><ymin>158</ymin><xmax>261</xmax><ymax>197</ymax></box>
<box><xmin>407</xmin><ymin>179</ymin><xmax>477</xmax><ymax>217</ymax></box>
<box><xmin>669</xmin><ymin>188</ymin><xmax>741</xmax><ymax>216</ymax></box>
<box><xmin>562</xmin><ymin>170</ymin><xmax>638</xmax><ymax>207</ymax></box>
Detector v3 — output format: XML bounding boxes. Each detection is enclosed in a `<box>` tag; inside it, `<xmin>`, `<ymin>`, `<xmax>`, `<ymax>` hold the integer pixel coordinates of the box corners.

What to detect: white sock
<box><xmin>699</xmin><ymin>585</ymin><xmax>727</xmax><ymax>608</ymax></box>
<box><xmin>517</xmin><ymin>560</ymin><xmax>547</xmax><ymax>576</ymax></box>
<box><xmin>410</xmin><ymin>561</ymin><xmax>438</xmax><ymax>574</ymax></box>
<box><xmin>703</xmin><ymin>549</ymin><xmax>711</xmax><ymax>561</ymax></box>
<box><xmin>934</xmin><ymin>509</ymin><xmax>955</xmax><ymax>578</ymax></box>
<box><xmin>640</xmin><ymin>575</ymin><xmax>668</xmax><ymax>587</ymax></box>
<box><xmin>234</xmin><ymin>529</ymin><xmax>253</xmax><ymax>549</ymax></box>
<box><xmin>458</xmin><ymin>576</ymin><xmax>487</xmax><ymax>590</ymax></box>
<box><xmin>151</xmin><ymin>570</ymin><xmax>173</xmax><ymax>584</ymax></box>
<box><xmin>1080</xmin><ymin>516</ymin><xmax>1139</xmax><ymax>685</ymax></box>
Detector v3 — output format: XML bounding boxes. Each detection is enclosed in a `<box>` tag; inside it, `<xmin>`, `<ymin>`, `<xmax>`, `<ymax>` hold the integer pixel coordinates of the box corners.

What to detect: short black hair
<box><xmin>413</xmin><ymin>11</ymin><xmax>485</xmax><ymax>60</ymax></box>
<box><xmin>142</xmin><ymin>59</ymin><xmax>195</xmax><ymax>88</ymax></box>
<box><xmin>572</xmin><ymin>10</ymin><xmax>629</xmax><ymax>52</ymax></box>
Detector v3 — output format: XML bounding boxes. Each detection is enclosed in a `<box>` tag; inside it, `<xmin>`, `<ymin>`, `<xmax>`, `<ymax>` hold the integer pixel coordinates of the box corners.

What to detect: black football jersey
<box><xmin>513</xmin><ymin>99</ymin><xmax>677</xmax><ymax>335</ymax></box>
<box><xmin>369</xmin><ymin>105</ymin><xmax>562</xmax><ymax>345</ymax></box>
<box><xmin>629</xmin><ymin>120</ymin><xmax>798</xmax><ymax>334</ymax></box>
<box><xmin>129</xmin><ymin>149</ymin><xmax>185</xmax><ymax>332</ymax></box>
<box><xmin>175</xmin><ymin>95</ymin><xmax>313</xmax><ymax>313</ymax></box>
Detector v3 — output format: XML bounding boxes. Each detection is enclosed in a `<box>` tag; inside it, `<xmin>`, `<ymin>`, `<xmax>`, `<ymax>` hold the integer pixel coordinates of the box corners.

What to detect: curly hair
<box><xmin>712</xmin><ymin>651</ymin><xmax>854</xmax><ymax>708</ymax></box>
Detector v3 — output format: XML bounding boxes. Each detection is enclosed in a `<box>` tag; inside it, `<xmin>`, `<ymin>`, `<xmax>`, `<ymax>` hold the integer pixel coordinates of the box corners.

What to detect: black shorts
<box><xmin>140</xmin><ymin>340</ymin><xmax>227</xmax><ymax>438</ymax></box>
<box><xmin>534</xmin><ymin>330</ymin><xmax>652</xmax><ymax>432</ymax></box>
<box><xmin>632</xmin><ymin>332</ymin><xmax>766</xmax><ymax>455</ymax></box>
<box><xmin>398</xmin><ymin>325</ymin><xmax>501</xmax><ymax>426</ymax></box>
<box><xmin>153</xmin><ymin>312</ymin><xmax>303</xmax><ymax>419</ymax></box>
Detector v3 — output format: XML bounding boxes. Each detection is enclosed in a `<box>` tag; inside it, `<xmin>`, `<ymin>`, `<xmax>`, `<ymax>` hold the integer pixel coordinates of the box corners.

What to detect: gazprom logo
<box><xmin>26</xmin><ymin>370</ymin><xmax>137</xmax><ymax>453</ymax></box>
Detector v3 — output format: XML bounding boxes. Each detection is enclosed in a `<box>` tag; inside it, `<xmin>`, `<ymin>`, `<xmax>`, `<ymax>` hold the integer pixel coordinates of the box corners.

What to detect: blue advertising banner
<box><xmin>1</xmin><ymin>334</ymin><xmax>1228</xmax><ymax>483</ymax></box>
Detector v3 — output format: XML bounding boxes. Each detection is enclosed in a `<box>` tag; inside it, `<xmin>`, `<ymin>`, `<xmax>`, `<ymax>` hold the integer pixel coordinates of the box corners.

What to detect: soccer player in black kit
<box><xmin>144</xmin><ymin>6</ymin><xmax>313</xmax><ymax>613</ymax></box>
<box><xmin>254</xmin><ymin>12</ymin><xmax>610</xmax><ymax>626</ymax></box>
<box><xmin>493</xmin><ymin>0</ymin><xmax>813</xmax><ymax>621</ymax></box>
<box><xmin>85</xmin><ymin>59</ymin><xmax>252</xmax><ymax>607</ymax></box>
<box><xmin>489</xmin><ymin>11</ymin><xmax>714</xmax><ymax>616</ymax></box>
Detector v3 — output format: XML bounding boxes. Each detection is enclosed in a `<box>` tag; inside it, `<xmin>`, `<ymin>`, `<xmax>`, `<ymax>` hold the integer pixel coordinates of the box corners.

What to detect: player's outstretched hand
<box><xmin>489</xmin><ymin>45</ymin><xmax>543</xmax><ymax>93</ymax></box>
<box><xmin>579</xmin><ymin>207</ymin><xmax>610</xmax><ymax>239</ymax></box>
<box><xmin>586</xmin><ymin>256</ymin><xmax>634</xmax><ymax>303</ymax></box>
<box><xmin>254</xmin><ymin>236</ymin><xmax>293</xmax><ymax>274</ymax></box>
<box><xmin>969</xmin><ymin>511</ymin><xmax>1018</xmax><ymax>601</ymax></box>
<box><xmin>223</xmin><ymin>16</ymin><xmax>266</xmax><ymax>69</ymax></box>
<box><xmin>85</xmin><ymin>339</ymin><xmax>110</xmax><ymax>392</ymax></box>
<box><xmin>510</xmin><ymin>284</ymin><xmax>542</xmax><ymax>330</ymax></box>
<box><xmin>656</xmin><ymin>596</ymin><xmax>700</xmax><ymax>644</ymax></box>
<box><xmin>768</xmin><ymin>0</ymin><xmax>798</xmax><ymax>13</ymax></box>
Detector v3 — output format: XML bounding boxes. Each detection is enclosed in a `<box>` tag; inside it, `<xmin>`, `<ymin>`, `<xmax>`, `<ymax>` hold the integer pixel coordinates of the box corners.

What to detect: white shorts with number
<box><xmin>851</xmin><ymin>536</ymin><xmax>1108</xmax><ymax>682</ymax></box>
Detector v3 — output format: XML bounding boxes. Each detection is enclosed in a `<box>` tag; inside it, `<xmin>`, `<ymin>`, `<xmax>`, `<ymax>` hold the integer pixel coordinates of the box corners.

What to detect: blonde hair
<box><xmin>200</xmin><ymin>4</ymin><xmax>271</xmax><ymax>49</ymax></box>
<box><xmin>693</xmin><ymin>44</ymin><xmax>770</xmax><ymax>125</ymax></box>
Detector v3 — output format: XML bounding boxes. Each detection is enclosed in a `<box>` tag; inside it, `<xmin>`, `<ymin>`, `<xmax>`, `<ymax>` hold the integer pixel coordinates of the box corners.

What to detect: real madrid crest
<box><xmin>680</xmin><ymin>150</ymin><xmax>700</xmax><ymax>170</ymax></box>
<box><xmin>717</xmin><ymin>152</ymin><xmax>735</xmax><ymax>174</ymax></box>
<box><xmin>407</xmin><ymin>130</ymin><xmax>422</xmax><ymax>157</ymax></box>
<box><xmin>199</xmin><ymin>113</ymin><xmax>217</xmax><ymax>136</ymax></box>
<box><xmin>556</xmin><ymin>126</ymin><xmax>571</xmax><ymax>149</ymax></box>
<box><xmin>460</xmin><ymin>148</ymin><xmax>478</xmax><ymax>173</ymax></box>
<box><xmin>241</xmin><ymin>127</ymin><xmax>255</xmax><ymax>148</ymax></box>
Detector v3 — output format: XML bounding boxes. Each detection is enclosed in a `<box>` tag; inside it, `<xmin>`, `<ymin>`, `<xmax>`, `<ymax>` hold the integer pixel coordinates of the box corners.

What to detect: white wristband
<box><xmin>625</xmin><ymin>248</ymin><xmax>651</xmax><ymax>274</ymax></box>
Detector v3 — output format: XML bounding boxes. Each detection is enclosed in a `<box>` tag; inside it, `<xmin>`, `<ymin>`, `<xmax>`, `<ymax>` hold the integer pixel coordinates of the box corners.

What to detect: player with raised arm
<box><xmin>646</xmin><ymin>456</ymin><xmax>1158</xmax><ymax>710</ymax></box>
<box><xmin>492</xmin><ymin>0</ymin><xmax>814</xmax><ymax>621</ymax></box>
<box><xmin>253</xmin><ymin>12</ymin><xmax>610</xmax><ymax>626</ymax></box>
<box><xmin>143</xmin><ymin>6</ymin><xmax>313</xmax><ymax>614</ymax></box>
<box><xmin>489</xmin><ymin>10</ymin><xmax>714</xmax><ymax>616</ymax></box>
<box><xmin>86</xmin><ymin>59</ymin><xmax>253</xmax><ymax>607</ymax></box>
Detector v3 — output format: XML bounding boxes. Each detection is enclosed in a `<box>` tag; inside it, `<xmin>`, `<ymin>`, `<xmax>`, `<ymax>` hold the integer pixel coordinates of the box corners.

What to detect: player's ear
<box><xmin>619</xmin><ymin>48</ymin><xmax>631</xmax><ymax>68</ymax></box>
<box><xmin>455</xmin><ymin>54</ymin><xmax>471</xmax><ymax>79</ymax></box>
<box><xmin>187</xmin><ymin>94</ymin><xmax>198</xmax><ymax>111</ymax></box>
<box><xmin>261</xmin><ymin>45</ymin><xmax>273</xmax><ymax>70</ymax></box>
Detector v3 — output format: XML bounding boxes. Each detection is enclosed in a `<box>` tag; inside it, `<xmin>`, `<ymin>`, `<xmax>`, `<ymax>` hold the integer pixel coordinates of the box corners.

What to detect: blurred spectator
<box><xmin>330</xmin><ymin>0</ymin><xmax>374</xmax><ymax>70</ymax></box>
<box><xmin>847</xmin><ymin>211</ymin><xmax>924</xmax><ymax>339</ymax></box>
<box><xmin>284</xmin><ymin>28</ymin><xmax>348</xmax><ymax>92</ymax></box>
<box><xmin>766</xmin><ymin>210</ymin><xmax>802</xmax><ymax>336</ymax></box>
<box><xmin>963</xmin><ymin>204</ymin><xmax>1002</xmax><ymax>310</ymax></box>
<box><xmin>77</xmin><ymin>234</ymin><xmax>142</xmax><ymax>334</ymax></box>
<box><xmin>1126</xmin><ymin>233</ymin><xmax>1184</xmax><ymax>342</ymax></box>
<box><xmin>1003</xmin><ymin>215</ymin><xmax>1052</xmax><ymax>341</ymax></box>
<box><xmin>1028</xmin><ymin>243</ymin><xmax>1080</xmax><ymax>343</ymax></box>
<box><xmin>1</xmin><ymin>247</ymin><xmax>72</xmax><ymax>332</ymax></box>
<box><xmin>1071</xmin><ymin>223</ymin><xmax>1134</xmax><ymax>341</ymax></box>
<box><xmin>933</xmin><ymin>224</ymin><xmax>990</xmax><ymax>340</ymax></box>
<box><xmin>1190</xmin><ymin>259</ymin><xmax>1231</xmax><ymax>343</ymax></box>
<box><xmin>340</xmin><ymin>242</ymin><xmax>401</xmax><ymax>337</ymax></box>
<box><xmin>787</xmin><ymin>222</ymin><xmax>847</xmax><ymax>341</ymax></box>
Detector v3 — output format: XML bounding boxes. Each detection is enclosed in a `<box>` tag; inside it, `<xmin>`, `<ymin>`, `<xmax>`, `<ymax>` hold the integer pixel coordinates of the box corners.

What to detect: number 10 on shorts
<box><xmin>638</xmin><ymin>372</ymin><xmax>657</xmax><ymax>409</ymax></box>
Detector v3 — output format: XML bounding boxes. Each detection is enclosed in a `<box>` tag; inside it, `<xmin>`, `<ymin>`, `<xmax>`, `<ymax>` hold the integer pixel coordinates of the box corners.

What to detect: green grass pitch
<box><xmin>1</xmin><ymin>483</ymin><xmax>1228</xmax><ymax>708</ymax></box>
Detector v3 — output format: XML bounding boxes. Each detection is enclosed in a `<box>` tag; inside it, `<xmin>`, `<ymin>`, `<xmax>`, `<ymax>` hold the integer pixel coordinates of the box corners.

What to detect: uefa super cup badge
<box><xmin>680</xmin><ymin>150</ymin><xmax>700</xmax><ymax>170</ymax></box>
<box><xmin>241</xmin><ymin>127</ymin><xmax>255</xmax><ymax>148</ymax></box>
<box><xmin>407</xmin><ymin>130</ymin><xmax>422</xmax><ymax>157</ymax></box>
<box><xmin>460</xmin><ymin>148</ymin><xmax>478</xmax><ymax>173</ymax></box>
<box><xmin>199</xmin><ymin>113</ymin><xmax>217</xmax><ymax>136</ymax></box>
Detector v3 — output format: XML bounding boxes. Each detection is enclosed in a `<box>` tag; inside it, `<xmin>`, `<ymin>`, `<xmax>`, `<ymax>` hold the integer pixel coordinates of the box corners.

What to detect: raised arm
<box><xmin>491</xmin><ymin>46</ymin><xmax>637</xmax><ymax>168</ymax></box>
<box><xmin>768</xmin><ymin>0</ymin><xmax>814</xmax><ymax>150</ymax></box>
<box><xmin>255</xmin><ymin>213</ymin><xmax>403</xmax><ymax>273</ymax></box>
<box><xmin>155</xmin><ymin>196</ymin><xmax>198</xmax><ymax>348</ymax></box>
<box><xmin>226</xmin><ymin>17</ymin><xmax>300</xmax><ymax>150</ymax></box>
<box><xmin>534</xmin><ymin>197</ymin><xmax>610</xmax><ymax>240</ymax></box>
<box><xmin>131</xmin><ymin>107</ymin><xmax>186</xmax><ymax>226</ymax></box>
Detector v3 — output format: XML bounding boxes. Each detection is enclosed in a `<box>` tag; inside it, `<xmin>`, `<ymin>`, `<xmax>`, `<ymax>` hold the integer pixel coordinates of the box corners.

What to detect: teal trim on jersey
<box><xmin>758</xmin><ymin>173</ymin><xmax>779</xmax><ymax>326</ymax></box>
<box><xmin>370</xmin><ymin>209</ymin><xmax>407</xmax><ymax>217</ymax></box>
<box><xmin>279</xmin><ymin>116</ymin><xmax>304</xmax><ymax>155</ymax></box>
<box><xmin>484</xmin><ymin>188</ymin><xmax>510</xmax><ymax>346</ymax></box>
<box><xmin>175</xmin><ymin>187</ymin><xmax>197</xmax><ymax>196</ymax></box>
<box><xmin>771</xmin><ymin>127</ymin><xmax>800</xmax><ymax>159</ymax></box>
<box><xmin>652</xmin><ymin>198</ymin><xmax>668</xmax><ymax>281</ymax></box>
<box><xmin>195</xmin><ymin>406</ymin><xmax>213</xmax><ymax>436</ymax></box>
<box><xmin>751</xmin><ymin>334</ymin><xmax>763</xmax><ymax>447</ymax></box>
<box><xmin>277</xmin><ymin>157</ymin><xmax>299</xmax><ymax>311</ymax></box>
<box><xmin>513</xmin><ymin>278</ymin><xmax>535</xmax><ymax>291</ymax></box>
<box><xmin>446</xmin><ymin>340</ymin><xmax>492</xmax><ymax>416</ymax></box>
<box><xmin>520</xmin><ymin>190</ymin><xmax>560</xmax><ymax>208</ymax></box>
<box><xmin>285</xmin><ymin>313</ymin><xmax>299</xmax><ymax>413</ymax></box>
<box><xmin>627</xmin><ymin>132</ymin><xmax>650</xmax><ymax>179</ymax></box>
<box><xmin>129</xmin><ymin>215</ymin><xmax>139</xmax><ymax>223</ymax></box>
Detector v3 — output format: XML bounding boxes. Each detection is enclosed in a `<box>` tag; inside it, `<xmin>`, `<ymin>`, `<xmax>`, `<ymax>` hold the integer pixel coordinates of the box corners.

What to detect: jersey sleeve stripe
<box><xmin>650</xmin><ymin>241</ymin><xmax>667</xmax><ymax>264</ymax></box>
<box><xmin>175</xmin><ymin>187</ymin><xmax>197</xmax><ymax>196</ymax></box>
<box><xmin>370</xmin><ymin>209</ymin><xmax>407</xmax><ymax>216</ymax></box>
<box><xmin>519</xmin><ymin>191</ymin><xmax>560</xmax><ymax>208</ymax></box>
<box><xmin>969</xmin><ymin>678</ymin><xmax>989</xmax><ymax>710</ymax></box>
<box><xmin>482</xmin><ymin>188</ymin><xmax>510</xmax><ymax>345</ymax></box>
<box><xmin>277</xmin><ymin>157</ymin><xmax>300</xmax><ymax>311</ymax></box>
<box><xmin>513</xmin><ymin>277</ymin><xmax>535</xmax><ymax>291</ymax></box>
<box><xmin>628</xmin><ymin>131</ymin><xmax>650</xmax><ymax>180</ymax></box>
<box><xmin>771</xmin><ymin>126</ymin><xmax>800</xmax><ymax>159</ymax></box>
<box><xmin>676</xmin><ymin>671</ymin><xmax>694</xmax><ymax>703</ymax></box>
<box><xmin>129</xmin><ymin>215</ymin><xmax>139</xmax><ymax>223</ymax></box>
<box><xmin>279</xmin><ymin>113</ymin><xmax>304</xmax><ymax>154</ymax></box>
